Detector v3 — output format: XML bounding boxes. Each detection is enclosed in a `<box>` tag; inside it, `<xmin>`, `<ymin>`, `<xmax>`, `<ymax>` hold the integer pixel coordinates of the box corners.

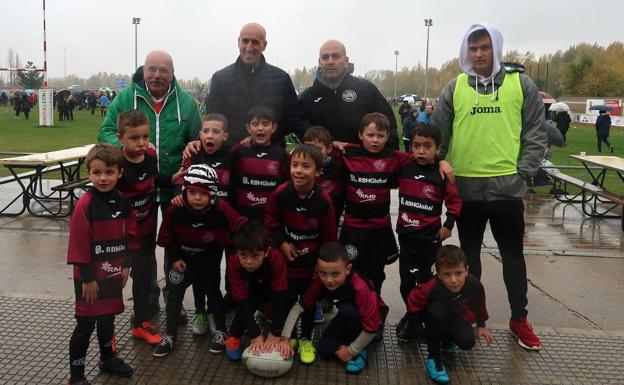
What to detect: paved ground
<box><xmin>0</xmin><ymin>184</ymin><xmax>623</xmax><ymax>384</ymax></box>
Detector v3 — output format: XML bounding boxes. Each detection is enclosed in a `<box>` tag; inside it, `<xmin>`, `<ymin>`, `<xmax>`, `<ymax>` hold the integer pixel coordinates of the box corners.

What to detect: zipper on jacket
<box><xmin>135</xmin><ymin>90</ymin><xmax>174</xmax><ymax>201</ymax></box>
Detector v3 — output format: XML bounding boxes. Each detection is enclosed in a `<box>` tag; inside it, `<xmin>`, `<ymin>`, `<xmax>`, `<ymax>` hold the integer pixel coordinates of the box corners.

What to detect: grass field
<box><xmin>392</xmin><ymin>106</ymin><xmax>624</xmax><ymax>195</ymax></box>
<box><xmin>0</xmin><ymin>105</ymin><xmax>101</xmax><ymax>154</ymax></box>
<box><xmin>0</xmin><ymin>105</ymin><xmax>622</xmax><ymax>194</ymax></box>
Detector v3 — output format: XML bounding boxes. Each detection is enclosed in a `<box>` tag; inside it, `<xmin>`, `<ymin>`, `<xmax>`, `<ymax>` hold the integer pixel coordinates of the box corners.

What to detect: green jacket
<box><xmin>98</xmin><ymin>67</ymin><xmax>201</xmax><ymax>201</ymax></box>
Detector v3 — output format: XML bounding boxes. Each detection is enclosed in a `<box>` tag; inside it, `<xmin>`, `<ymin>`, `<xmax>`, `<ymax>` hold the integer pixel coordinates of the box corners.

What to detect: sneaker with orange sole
<box><xmin>509</xmin><ymin>317</ymin><xmax>541</xmax><ymax>350</ymax></box>
<box><xmin>132</xmin><ymin>321</ymin><xmax>161</xmax><ymax>345</ymax></box>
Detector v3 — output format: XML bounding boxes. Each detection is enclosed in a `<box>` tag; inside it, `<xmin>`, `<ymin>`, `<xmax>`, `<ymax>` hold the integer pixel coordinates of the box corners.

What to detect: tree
<box><xmin>291</xmin><ymin>66</ymin><xmax>313</xmax><ymax>93</ymax></box>
<box><xmin>6</xmin><ymin>49</ymin><xmax>22</xmax><ymax>86</ymax></box>
<box><xmin>16</xmin><ymin>61</ymin><xmax>44</xmax><ymax>89</ymax></box>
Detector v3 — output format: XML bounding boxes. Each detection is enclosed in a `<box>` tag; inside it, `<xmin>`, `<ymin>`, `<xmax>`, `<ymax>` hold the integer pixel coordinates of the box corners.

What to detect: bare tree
<box><xmin>6</xmin><ymin>49</ymin><xmax>22</xmax><ymax>87</ymax></box>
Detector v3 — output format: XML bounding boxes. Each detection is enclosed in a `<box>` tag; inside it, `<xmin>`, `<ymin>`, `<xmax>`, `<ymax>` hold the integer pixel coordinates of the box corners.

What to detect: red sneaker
<box><xmin>509</xmin><ymin>317</ymin><xmax>541</xmax><ymax>350</ymax></box>
<box><xmin>225</xmin><ymin>336</ymin><xmax>242</xmax><ymax>361</ymax></box>
<box><xmin>132</xmin><ymin>321</ymin><xmax>161</xmax><ymax>345</ymax></box>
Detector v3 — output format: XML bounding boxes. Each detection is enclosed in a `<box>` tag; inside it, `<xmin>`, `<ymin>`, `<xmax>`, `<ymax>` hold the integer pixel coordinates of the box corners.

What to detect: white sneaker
<box><xmin>191</xmin><ymin>313</ymin><xmax>208</xmax><ymax>335</ymax></box>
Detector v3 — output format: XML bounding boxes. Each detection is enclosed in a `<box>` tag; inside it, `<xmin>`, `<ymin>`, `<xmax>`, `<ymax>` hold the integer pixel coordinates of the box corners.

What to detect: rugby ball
<box><xmin>242</xmin><ymin>346</ymin><xmax>293</xmax><ymax>378</ymax></box>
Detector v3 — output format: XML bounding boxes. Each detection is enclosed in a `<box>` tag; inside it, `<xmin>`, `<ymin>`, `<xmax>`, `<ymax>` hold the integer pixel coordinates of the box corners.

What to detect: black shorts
<box><xmin>339</xmin><ymin>225</ymin><xmax>398</xmax><ymax>292</ymax></box>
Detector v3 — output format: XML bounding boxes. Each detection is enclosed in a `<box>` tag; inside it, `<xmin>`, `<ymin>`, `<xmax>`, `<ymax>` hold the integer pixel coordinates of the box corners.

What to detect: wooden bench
<box><xmin>50</xmin><ymin>176</ymin><xmax>91</xmax><ymax>192</ymax></box>
<box><xmin>544</xmin><ymin>168</ymin><xmax>624</xmax><ymax>218</ymax></box>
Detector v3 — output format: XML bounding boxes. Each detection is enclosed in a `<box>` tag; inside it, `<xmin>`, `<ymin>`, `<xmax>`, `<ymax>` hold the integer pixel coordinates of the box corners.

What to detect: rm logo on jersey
<box><xmin>342</xmin><ymin>89</ymin><xmax>357</xmax><ymax>102</ymax></box>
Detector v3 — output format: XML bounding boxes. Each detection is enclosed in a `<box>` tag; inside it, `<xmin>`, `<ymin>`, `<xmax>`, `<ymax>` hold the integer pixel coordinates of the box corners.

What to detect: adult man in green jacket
<box><xmin>431</xmin><ymin>23</ymin><xmax>546</xmax><ymax>358</ymax></box>
<box><xmin>98</xmin><ymin>50</ymin><xmax>201</xmax><ymax>202</ymax></box>
<box><xmin>98</xmin><ymin>50</ymin><xmax>201</xmax><ymax>321</ymax></box>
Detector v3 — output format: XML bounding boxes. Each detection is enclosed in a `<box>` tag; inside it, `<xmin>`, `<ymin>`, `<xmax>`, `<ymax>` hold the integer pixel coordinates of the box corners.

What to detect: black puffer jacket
<box><xmin>205</xmin><ymin>55</ymin><xmax>308</xmax><ymax>145</ymax></box>
<box><xmin>299</xmin><ymin>74</ymin><xmax>399</xmax><ymax>150</ymax></box>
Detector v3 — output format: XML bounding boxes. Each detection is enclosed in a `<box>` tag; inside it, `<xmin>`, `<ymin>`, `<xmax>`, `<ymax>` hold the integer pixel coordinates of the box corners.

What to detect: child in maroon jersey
<box><xmin>115</xmin><ymin>110</ymin><xmax>184</xmax><ymax>345</ymax></box>
<box><xmin>406</xmin><ymin>246</ymin><xmax>493</xmax><ymax>384</ymax></box>
<box><xmin>334</xmin><ymin>114</ymin><xmax>454</xmax><ymax>296</ymax></box>
<box><xmin>279</xmin><ymin>242</ymin><xmax>384</xmax><ymax>374</ymax></box>
<box><xmin>303</xmin><ymin>126</ymin><xmax>347</xmax><ymax>226</ymax></box>
<box><xmin>224</xmin><ymin>222</ymin><xmax>289</xmax><ymax>361</ymax></box>
<box><xmin>231</xmin><ymin>106</ymin><xmax>289</xmax><ymax>221</ymax></box>
<box><xmin>67</xmin><ymin>144</ymin><xmax>138</xmax><ymax>385</ymax></box>
<box><xmin>265</xmin><ymin>144</ymin><xmax>337</xmax><ymax>364</ymax></box>
<box><xmin>334</xmin><ymin>113</ymin><xmax>412</xmax><ymax>295</ymax></box>
<box><xmin>153</xmin><ymin>164</ymin><xmax>247</xmax><ymax>358</ymax></box>
<box><xmin>178</xmin><ymin>113</ymin><xmax>234</xmax><ymax>202</ymax></box>
<box><xmin>175</xmin><ymin>113</ymin><xmax>235</xmax><ymax>335</ymax></box>
<box><xmin>395</xmin><ymin>124</ymin><xmax>461</xmax><ymax>343</ymax></box>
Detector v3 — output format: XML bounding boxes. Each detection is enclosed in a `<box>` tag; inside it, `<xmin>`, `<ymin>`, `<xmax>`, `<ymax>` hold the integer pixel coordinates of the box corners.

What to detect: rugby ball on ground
<box><xmin>242</xmin><ymin>346</ymin><xmax>293</xmax><ymax>378</ymax></box>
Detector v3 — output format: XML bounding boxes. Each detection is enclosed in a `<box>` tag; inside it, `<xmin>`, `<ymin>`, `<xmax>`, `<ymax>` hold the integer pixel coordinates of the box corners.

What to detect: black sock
<box><xmin>69</xmin><ymin>319</ymin><xmax>95</xmax><ymax>382</ymax></box>
<box><xmin>97</xmin><ymin>316</ymin><xmax>115</xmax><ymax>361</ymax></box>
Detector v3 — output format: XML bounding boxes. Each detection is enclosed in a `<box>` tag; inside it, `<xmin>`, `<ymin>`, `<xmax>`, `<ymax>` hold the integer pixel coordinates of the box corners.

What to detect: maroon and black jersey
<box><xmin>317</xmin><ymin>155</ymin><xmax>346</xmax><ymax>203</ymax></box>
<box><xmin>179</xmin><ymin>146</ymin><xmax>234</xmax><ymax>202</ymax></box>
<box><xmin>337</xmin><ymin>144</ymin><xmax>412</xmax><ymax>229</ymax></box>
<box><xmin>232</xmin><ymin>143</ymin><xmax>289</xmax><ymax>220</ymax></box>
<box><xmin>397</xmin><ymin>162</ymin><xmax>461</xmax><ymax>239</ymax></box>
<box><xmin>228</xmin><ymin>248</ymin><xmax>288</xmax><ymax>302</ymax></box>
<box><xmin>227</xmin><ymin>248</ymin><xmax>289</xmax><ymax>336</ymax></box>
<box><xmin>116</xmin><ymin>148</ymin><xmax>162</xmax><ymax>238</ymax></box>
<box><xmin>265</xmin><ymin>182</ymin><xmax>337</xmax><ymax>279</ymax></box>
<box><xmin>157</xmin><ymin>197</ymin><xmax>247</xmax><ymax>261</ymax></box>
<box><xmin>318</xmin><ymin>155</ymin><xmax>346</xmax><ymax>223</ymax></box>
<box><xmin>407</xmin><ymin>275</ymin><xmax>489</xmax><ymax>327</ymax></box>
<box><xmin>301</xmin><ymin>273</ymin><xmax>382</xmax><ymax>333</ymax></box>
<box><xmin>67</xmin><ymin>189</ymin><xmax>139</xmax><ymax>317</ymax></box>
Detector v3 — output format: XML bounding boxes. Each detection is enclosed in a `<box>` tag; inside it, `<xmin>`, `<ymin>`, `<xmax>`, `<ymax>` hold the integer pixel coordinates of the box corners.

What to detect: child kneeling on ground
<box><xmin>405</xmin><ymin>245</ymin><xmax>494</xmax><ymax>384</ymax></box>
<box><xmin>278</xmin><ymin>242</ymin><xmax>384</xmax><ymax>374</ymax></box>
<box><xmin>224</xmin><ymin>222</ymin><xmax>289</xmax><ymax>361</ymax></box>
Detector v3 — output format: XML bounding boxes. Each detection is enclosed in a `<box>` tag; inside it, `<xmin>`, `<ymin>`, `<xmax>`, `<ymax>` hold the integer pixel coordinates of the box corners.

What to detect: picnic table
<box><xmin>547</xmin><ymin>155</ymin><xmax>624</xmax><ymax>230</ymax></box>
<box><xmin>570</xmin><ymin>155</ymin><xmax>624</xmax><ymax>185</ymax></box>
<box><xmin>0</xmin><ymin>144</ymin><xmax>94</xmax><ymax>217</ymax></box>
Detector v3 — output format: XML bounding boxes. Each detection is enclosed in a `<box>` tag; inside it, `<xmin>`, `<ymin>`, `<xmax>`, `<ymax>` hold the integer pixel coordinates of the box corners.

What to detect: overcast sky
<box><xmin>2</xmin><ymin>0</ymin><xmax>623</xmax><ymax>82</ymax></box>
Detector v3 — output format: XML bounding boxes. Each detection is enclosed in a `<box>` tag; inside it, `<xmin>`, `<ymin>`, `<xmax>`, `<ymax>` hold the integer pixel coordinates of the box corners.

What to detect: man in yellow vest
<box><xmin>431</xmin><ymin>23</ymin><xmax>547</xmax><ymax>353</ymax></box>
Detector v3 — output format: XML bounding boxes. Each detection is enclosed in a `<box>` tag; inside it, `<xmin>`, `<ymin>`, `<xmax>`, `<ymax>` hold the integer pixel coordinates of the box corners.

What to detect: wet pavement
<box><xmin>0</xmin><ymin>183</ymin><xmax>623</xmax><ymax>384</ymax></box>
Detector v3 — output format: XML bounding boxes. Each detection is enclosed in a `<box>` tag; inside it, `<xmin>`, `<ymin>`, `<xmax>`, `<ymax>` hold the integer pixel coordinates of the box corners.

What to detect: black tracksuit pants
<box><xmin>456</xmin><ymin>199</ymin><xmax>528</xmax><ymax>320</ymax></box>
<box><xmin>398</xmin><ymin>234</ymin><xmax>439</xmax><ymax>305</ymax></box>
<box><xmin>285</xmin><ymin>277</ymin><xmax>314</xmax><ymax>340</ymax></box>
<box><xmin>131</xmin><ymin>235</ymin><xmax>157</xmax><ymax>327</ymax></box>
<box><xmin>317</xmin><ymin>303</ymin><xmax>363</xmax><ymax>360</ymax></box>
<box><xmin>165</xmin><ymin>255</ymin><xmax>225</xmax><ymax>336</ymax></box>
<box><xmin>424</xmin><ymin>302</ymin><xmax>475</xmax><ymax>361</ymax></box>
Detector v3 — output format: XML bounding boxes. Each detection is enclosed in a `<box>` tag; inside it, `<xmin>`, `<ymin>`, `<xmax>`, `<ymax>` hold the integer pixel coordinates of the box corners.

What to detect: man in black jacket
<box><xmin>299</xmin><ymin>40</ymin><xmax>399</xmax><ymax>150</ymax></box>
<box><xmin>204</xmin><ymin>23</ymin><xmax>308</xmax><ymax>146</ymax></box>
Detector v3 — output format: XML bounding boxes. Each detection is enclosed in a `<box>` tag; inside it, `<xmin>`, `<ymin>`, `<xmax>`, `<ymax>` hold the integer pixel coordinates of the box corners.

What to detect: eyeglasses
<box><xmin>144</xmin><ymin>65</ymin><xmax>171</xmax><ymax>75</ymax></box>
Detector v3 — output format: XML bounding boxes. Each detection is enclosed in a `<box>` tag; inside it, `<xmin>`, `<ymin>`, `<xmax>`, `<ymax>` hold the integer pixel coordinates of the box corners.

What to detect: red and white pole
<box><xmin>42</xmin><ymin>0</ymin><xmax>48</xmax><ymax>89</ymax></box>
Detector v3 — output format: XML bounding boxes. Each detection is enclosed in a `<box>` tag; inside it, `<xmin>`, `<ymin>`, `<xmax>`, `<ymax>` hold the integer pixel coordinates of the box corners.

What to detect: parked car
<box><xmin>397</xmin><ymin>94</ymin><xmax>422</xmax><ymax>105</ymax></box>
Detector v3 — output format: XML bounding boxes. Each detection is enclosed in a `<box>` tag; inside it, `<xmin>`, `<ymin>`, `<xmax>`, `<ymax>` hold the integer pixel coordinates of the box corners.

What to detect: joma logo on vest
<box><xmin>470</xmin><ymin>106</ymin><xmax>502</xmax><ymax>115</ymax></box>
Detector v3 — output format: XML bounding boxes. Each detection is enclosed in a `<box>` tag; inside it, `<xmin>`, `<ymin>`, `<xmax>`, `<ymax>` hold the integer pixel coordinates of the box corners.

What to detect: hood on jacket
<box><xmin>459</xmin><ymin>23</ymin><xmax>503</xmax><ymax>84</ymax></box>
